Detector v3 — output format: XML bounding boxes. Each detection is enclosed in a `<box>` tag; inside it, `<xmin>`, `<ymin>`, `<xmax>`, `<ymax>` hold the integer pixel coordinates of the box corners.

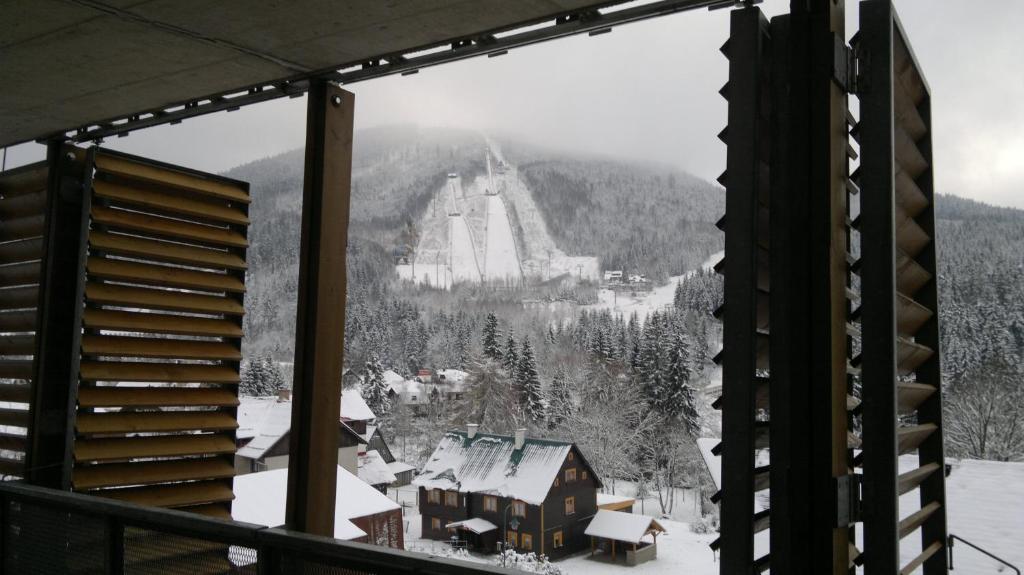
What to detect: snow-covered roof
<box><xmin>386</xmin><ymin>378</ymin><xmax>423</xmax><ymax>396</ymax></box>
<box><xmin>342</xmin><ymin>388</ymin><xmax>376</xmax><ymax>422</ymax></box>
<box><xmin>237</xmin><ymin>399</ymin><xmax>293</xmax><ymax>459</ymax></box>
<box><xmin>387</xmin><ymin>461</ymin><xmax>417</xmax><ymax>474</ymax></box>
<box><xmin>236</xmin><ymin>397</ymin><xmax>287</xmax><ymax>441</ymax></box>
<box><xmin>232</xmin><ymin>465</ymin><xmax>399</xmax><ymax>540</ymax></box>
<box><xmin>696</xmin><ymin>438</ymin><xmax>721</xmax><ymax>490</ymax></box>
<box><xmin>413</xmin><ymin>430</ymin><xmax>598</xmax><ymax>505</ymax></box>
<box><xmin>435</xmin><ymin>369</ymin><xmax>468</xmax><ymax>383</ymax></box>
<box><xmin>358</xmin><ymin>450</ymin><xmax>397</xmax><ymax>486</ymax></box>
<box><xmin>597</xmin><ymin>493</ymin><xmax>635</xmax><ymax>507</ymax></box>
<box><xmin>584</xmin><ymin>509</ymin><xmax>665</xmax><ymax>544</ymax></box>
<box><xmin>446</xmin><ymin>518</ymin><xmax>497</xmax><ymax>534</ymax></box>
<box><xmin>382</xmin><ymin>370</ymin><xmax>405</xmax><ymax>385</ymax></box>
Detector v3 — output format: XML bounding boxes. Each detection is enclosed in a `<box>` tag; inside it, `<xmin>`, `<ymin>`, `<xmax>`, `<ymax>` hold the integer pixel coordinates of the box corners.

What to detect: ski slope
<box><xmin>398</xmin><ymin>139</ymin><xmax>589</xmax><ymax>288</ymax></box>
<box><xmin>482</xmin><ymin>194</ymin><xmax>522</xmax><ymax>282</ymax></box>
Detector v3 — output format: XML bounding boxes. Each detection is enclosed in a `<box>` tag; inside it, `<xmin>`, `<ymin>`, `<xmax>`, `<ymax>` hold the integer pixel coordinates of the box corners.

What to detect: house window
<box><xmin>512</xmin><ymin>500</ymin><xmax>526</xmax><ymax>517</ymax></box>
<box><xmin>553</xmin><ymin>530</ymin><xmax>564</xmax><ymax>549</ymax></box>
<box><xmin>411</xmin><ymin>395</ymin><xmax>418</xmax><ymax>401</ymax></box>
<box><xmin>582</xmin><ymin>470</ymin><xmax>588</xmax><ymax>481</ymax></box>
<box><xmin>445</xmin><ymin>490</ymin><xmax>459</xmax><ymax>507</ymax></box>
<box><xmin>483</xmin><ymin>496</ymin><xmax>497</xmax><ymax>512</ymax></box>
<box><xmin>431</xmin><ymin>517</ymin><xmax>441</xmax><ymax>531</ymax></box>
<box><xmin>567</xmin><ymin>452</ymin><xmax>574</xmax><ymax>461</ymax></box>
<box><xmin>506</xmin><ymin>531</ymin><xmax>518</xmax><ymax>548</ymax></box>
<box><xmin>565</xmin><ymin>468</ymin><xmax>577</xmax><ymax>483</ymax></box>
<box><xmin>554</xmin><ymin>477</ymin><xmax>560</xmax><ymax>487</ymax></box>
<box><xmin>521</xmin><ymin>533</ymin><xmax>533</xmax><ymax>551</ymax></box>
<box><xmin>427</xmin><ymin>489</ymin><xmax>441</xmax><ymax>504</ymax></box>
<box><xmin>565</xmin><ymin>496</ymin><xmax>576</xmax><ymax>515</ymax></box>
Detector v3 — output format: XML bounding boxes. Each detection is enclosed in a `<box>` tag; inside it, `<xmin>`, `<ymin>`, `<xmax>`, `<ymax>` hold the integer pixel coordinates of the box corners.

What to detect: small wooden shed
<box><xmin>584</xmin><ymin>509</ymin><xmax>666</xmax><ymax>566</ymax></box>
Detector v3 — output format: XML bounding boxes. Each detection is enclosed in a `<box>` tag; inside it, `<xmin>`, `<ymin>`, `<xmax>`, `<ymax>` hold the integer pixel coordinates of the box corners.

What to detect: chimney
<box><xmin>277</xmin><ymin>387</ymin><xmax>292</xmax><ymax>402</ymax></box>
<box><xmin>467</xmin><ymin>423</ymin><xmax>479</xmax><ymax>439</ymax></box>
<box><xmin>514</xmin><ymin>428</ymin><xmax>526</xmax><ymax>450</ymax></box>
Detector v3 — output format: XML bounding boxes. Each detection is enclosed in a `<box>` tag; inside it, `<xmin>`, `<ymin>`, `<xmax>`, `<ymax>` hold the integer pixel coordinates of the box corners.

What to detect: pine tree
<box><xmin>663</xmin><ymin>332</ymin><xmax>700</xmax><ymax>436</ymax></box>
<box><xmin>517</xmin><ymin>337</ymin><xmax>544</xmax><ymax>422</ymax></box>
<box><xmin>637</xmin><ymin>311</ymin><xmax>665</xmax><ymax>408</ymax></box>
<box><xmin>240</xmin><ymin>354</ymin><xmax>278</xmax><ymax>397</ymax></box>
<box><xmin>264</xmin><ymin>354</ymin><xmax>286</xmax><ymax>393</ymax></box>
<box><xmin>547</xmin><ymin>368</ymin><xmax>573</xmax><ymax>427</ymax></box>
<box><xmin>482</xmin><ymin>313</ymin><xmax>502</xmax><ymax>361</ymax></box>
<box><xmin>361</xmin><ymin>354</ymin><xmax>390</xmax><ymax>418</ymax></box>
<box><xmin>502</xmin><ymin>331</ymin><xmax>519</xmax><ymax>376</ymax></box>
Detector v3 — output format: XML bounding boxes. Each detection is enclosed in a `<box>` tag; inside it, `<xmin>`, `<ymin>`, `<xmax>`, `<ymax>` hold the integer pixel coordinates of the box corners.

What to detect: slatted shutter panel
<box><xmin>0</xmin><ymin>162</ymin><xmax>49</xmax><ymax>479</ymax></box>
<box><xmin>857</xmin><ymin>1</ymin><xmax>948</xmax><ymax>573</ymax></box>
<box><xmin>710</xmin><ymin>7</ymin><xmax>773</xmax><ymax>573</ymax></box>
<box><xmin>72</xmin><ymin>150</ymin><xmax>249</xmax><ymax>519</ymax></box>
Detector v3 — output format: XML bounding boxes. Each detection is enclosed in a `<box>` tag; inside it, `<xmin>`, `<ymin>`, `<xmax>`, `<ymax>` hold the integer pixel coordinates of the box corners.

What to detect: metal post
<box><xmin>25</xmin><ymin>143</ymin><xmax>90</xmax><ymax>490</ymax></box>
<box><xmin>285</xmin><ymin>80</ymin><xmax>354</xmax><ymax>536</ymax></box>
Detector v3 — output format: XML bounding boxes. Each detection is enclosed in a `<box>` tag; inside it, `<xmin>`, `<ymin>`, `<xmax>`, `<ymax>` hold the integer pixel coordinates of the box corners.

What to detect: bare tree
<box><xmin>945</xmin><ymin>356</ymin><xmax>1024</xmax><ymax>462</ymax></box>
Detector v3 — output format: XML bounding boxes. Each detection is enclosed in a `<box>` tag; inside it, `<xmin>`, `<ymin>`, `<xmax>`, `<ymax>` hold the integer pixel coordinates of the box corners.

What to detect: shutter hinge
<box><xmin>832</xmin><ymin>33</ymin><xmax>856</xmax><ymax>93</ymax></box>
<box><xmin>834</xmin><ymin>473</ymin><xmax>861</xmax><ymax>527</ymax></box>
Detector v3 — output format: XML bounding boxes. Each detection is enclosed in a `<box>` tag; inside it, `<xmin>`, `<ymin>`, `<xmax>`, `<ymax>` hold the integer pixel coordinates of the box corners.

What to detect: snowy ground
<box><xmin>583</xmin><ymin>250</ymin><xmax>723</xmax><ymax>321</ymax></box>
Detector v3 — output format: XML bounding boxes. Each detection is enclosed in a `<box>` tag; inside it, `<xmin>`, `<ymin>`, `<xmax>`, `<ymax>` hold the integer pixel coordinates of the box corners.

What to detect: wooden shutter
<box><xmin>72</xmin><ymin>150</ymin><xmax>249</xmax><ymax>519</ymax></box>
<box><xmin>856</xmin><ymin>2</ymin><xmax>948</xmax><ymax>573</ymax></box>
<box><xmin>0</xmin><ymin>162</ymin><xmax>49</xmax><ymax>479</ymax></box>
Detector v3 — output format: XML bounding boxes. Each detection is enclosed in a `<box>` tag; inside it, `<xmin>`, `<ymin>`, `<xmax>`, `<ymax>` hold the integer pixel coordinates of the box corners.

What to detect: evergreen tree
<box><xmin>547</xmin><ymin>368</ymin><xmax>573</xmax><ymax>427</ymax></box>
<box><xmin>517</xmin><ymin>337</ymin><xmax>544</xmax><ymax>422</ymax></box>
<box><xmin>663</xmin><ymin>332</ymin><xmax>700</xmax><ymax>436</ymax></box>
<box><xmin>636</xmin><ymin>311</ymin><xmax>665</xmax><ymax>408</ymax></box>
<box><xmin>361</xmin><ymin>354</ymin><xmax>390</xmax><ymax>417</ymax></box>
<box><xmin>482</xmin><ymin>313</ymin><xmax>502</xmax><ymax>361</ymax></box>
<box><xmin>240</xmin><ymin>355</ymin><xmax>278</xmax><ymax>397</ymax></box>
<box><xmin>264</xmin><ymin>354</ymin><xmax>286</xmax><ymax>393</ymax></box>
<box><xmin>502</xmin><ymin>331</ymin><xmax>519</xmax><ymax>376</ymax></box>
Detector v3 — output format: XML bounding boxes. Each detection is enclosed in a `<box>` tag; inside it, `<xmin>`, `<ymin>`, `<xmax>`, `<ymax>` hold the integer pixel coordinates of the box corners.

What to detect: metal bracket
<box><xmin>832</xmin><ymin>33</ymin><xmax>855</xmax><ymax>92</ymax></box>
<box><xmin>834</xmin><ymin>474</ymin><xmax>861</xmax><ymax>527</ymax></box>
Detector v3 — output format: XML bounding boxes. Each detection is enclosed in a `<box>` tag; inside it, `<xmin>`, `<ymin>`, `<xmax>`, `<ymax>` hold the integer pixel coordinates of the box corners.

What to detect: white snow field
<box><xmin>398</xmin><ymin>138</ymin><xmax>597</xmax><ymax>288</ymax></box>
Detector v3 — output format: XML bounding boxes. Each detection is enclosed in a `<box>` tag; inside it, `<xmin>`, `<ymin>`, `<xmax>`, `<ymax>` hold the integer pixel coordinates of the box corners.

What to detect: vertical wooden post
<box><xmin>25</xmin><ymin>143</ymin><xmax>89</xmax><ymax>490</ymax></box>
<box><xmin>285</xmin><ymin>80</ymin><xmax>354</xmax><ymax>536</ymax></box>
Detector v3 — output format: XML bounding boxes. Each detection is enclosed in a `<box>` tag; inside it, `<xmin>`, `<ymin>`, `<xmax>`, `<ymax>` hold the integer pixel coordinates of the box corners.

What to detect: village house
<box><xmin>235</xmin><ymin>388</ymin><xmax>414</xmax><ymax>487</ymax></box>
<box><xmin>233</xmin><ymin>465</ymin><xmax>404</xmax><ymax>549</ymax></box>
<box><xmin>386</xmin><ymin>368</ymin><xmax>470</xmax><ymax>414</ymax></box>
<box><xmin>414</xmin><ymin>425</ymin><xmax>601</xmax><ymax>559</ymax></box>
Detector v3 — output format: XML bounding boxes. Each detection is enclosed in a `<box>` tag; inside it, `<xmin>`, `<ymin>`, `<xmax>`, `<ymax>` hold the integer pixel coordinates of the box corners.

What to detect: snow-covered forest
<box><xmin>225</xmin><ymin>124</ymin><xmax>1024</xmax><ymax>514</ymax></box>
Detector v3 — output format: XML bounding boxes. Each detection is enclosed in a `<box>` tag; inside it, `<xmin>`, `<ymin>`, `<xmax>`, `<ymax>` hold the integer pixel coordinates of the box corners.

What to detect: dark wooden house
<box><xmin>414</xmin><ymin>426</ymin><xmax>601</xmax><ymax>559</ymax></box>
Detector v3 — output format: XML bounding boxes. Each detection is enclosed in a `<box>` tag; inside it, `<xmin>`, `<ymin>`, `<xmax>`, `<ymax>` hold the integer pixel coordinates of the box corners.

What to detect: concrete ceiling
<box><xmin>0</xmin><ymin>0</ymin><xmax>622</xmax><ymax>147</ymax></box>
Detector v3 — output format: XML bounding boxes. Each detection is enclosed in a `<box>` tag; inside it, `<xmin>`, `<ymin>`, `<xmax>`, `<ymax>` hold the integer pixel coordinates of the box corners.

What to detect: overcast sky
<box><xmin>4</xmin><ymin>0</ymin><xmax>1022</xmax><ymax>208</ymax></box>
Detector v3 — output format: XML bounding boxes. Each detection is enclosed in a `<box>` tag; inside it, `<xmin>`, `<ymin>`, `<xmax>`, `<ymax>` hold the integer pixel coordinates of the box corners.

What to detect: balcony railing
<box><xmin>0</xmin><ymin>481</ymin><xmax>512</xmax><ymax>574</ymax></box>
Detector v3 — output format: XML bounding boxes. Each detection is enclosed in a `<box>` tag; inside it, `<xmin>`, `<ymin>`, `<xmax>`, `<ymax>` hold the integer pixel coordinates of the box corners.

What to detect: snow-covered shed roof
<box><xmin>446</xmin><ymin>518</ymin><xmax>497</xmax><ymax>534</ymax></box>
<box><xmin>233</xmin><ymin>465</ymin><xmax>399</xmax><ymax>540</ymax></box>
<box><xmin>597</xmin><ymin>493</ymin><xmax>635</xmax><ymax>512</ymax></box>
<box><xmin>387</xmin><ymin>461</ymin><xmax>417</xmax><ymax>475</ymax></box>
<box><xmin>358</xmin><ymin>450</ymin><xmax>397</xmax><ymax>486</ymax></box>
<box><xmin>412</xmin><ymin>430</ymin><xmax>601</xmax><ymax>505</ymax></box>
<box><xmin>342</xmin><ymin>388</ymin><xmax>376</xmax><ymax>422</ymax></box>
<box><xmin>584</xmin><ymin>509</ymin><xmax>665</xmax><ymax>545</ymax></box>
